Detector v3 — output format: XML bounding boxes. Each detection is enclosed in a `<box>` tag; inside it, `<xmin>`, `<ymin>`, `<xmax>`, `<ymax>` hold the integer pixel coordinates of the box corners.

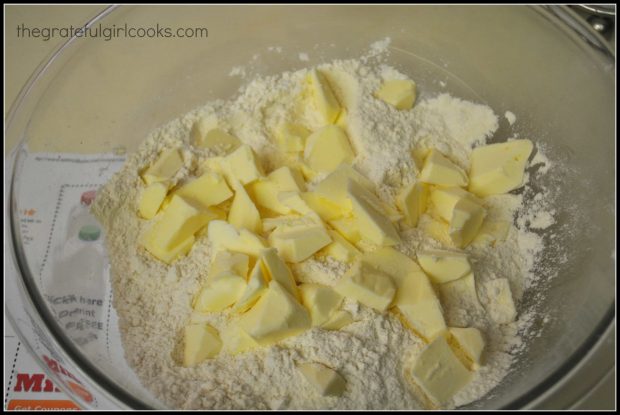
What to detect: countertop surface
<box><xmin>5</xmin><ymin>4</ymin><xmax>615</xmax><ymax>411</ymax></box>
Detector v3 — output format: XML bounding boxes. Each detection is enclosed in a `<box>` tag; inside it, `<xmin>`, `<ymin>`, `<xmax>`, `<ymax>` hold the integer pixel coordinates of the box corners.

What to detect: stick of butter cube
<box><xmin>268</xmin><ymin>224</ymin><xmax>332</xmax><ymax>263</ymax></box>
<box><xmin>183</xmin><ymin>323</ymin><xmax>222</xmax><ymax>367</ymax></box>
<box><xmin>193</xmin><ymin>272</ymin><xmax>247</xmax><ymax>312</ymax></box>
<box><xmin>397</xmin><ymin>181</ymin><xmax>428</xmax><ymax>227</ymax></box>
<box><xmin>375</xmin><ymin>79</ymin><xmax>417</xmax><ymax>110</ymax></box>
<box><xmin>260</xmin><ymin>248</ymin><xmax>300</xmax><ymax>300</ymax></box>
<box><xmin>193</xmin><ymin>127</ymin><xmax>241</xmax><ymax>153</ymax></box>
<box><xmin>233</xmin><ymin>260</ymin><xmax>268</xmax><ymax>313</ymax></box>
<box><xmin>307</xmin><ymin>69</ymin><xmax>342</xmax><ymax>125</ymax></box>
<box><xmin>297</xmin><ymin>362</ymin><xmax>347</xmax><ymax>397</ymax></box>
<box><xmin>449</xmin><ymin>198</ymin><xmax>487</xmax><ymax>248</ymax></box>
<box><xmin>141</xmin><ymin>148</ymin><xmax>184</xmax><ymax>185</ymax></box>
<box><xmin>468</xmin><ymin>139</ymin><xmax>533</xmax><ymax>197</ymax></box>
<box><xmin>430</xmin><ymin>187</ymin><xmax>482</xmax><ymax>223</ymax></box>
<box><xmin>418</xmin><ymin>149</ymin><xmax>468</xmax><ymax>187</ymax></box>
<box><xmin>208</xmin><ymin>220</ymin><xmax>267</xmax><ymax>258</ymax></box>
<box><xmin>275</xmin><ymin>122</ymin><xmax>311</xmax><ymax>153</ymax></box>
<box><xmin>361</xmin><ymin>247</ymin><xmax>421</xmax><ymax>290</ymax></box>
<box><xmin>299</xmin><ymin>283</ymin><xmax>343</xmax><ymax>327</ymax></box>
<box><xmin>227</xmin><ymin>179</ymin><xmax>262</xmax><ymax>234</ymax></box>
<box><xmin>323</xmin><ymin>230</ymin><xmax>361</xmax><ymax>263</ymax></box>
<box><xmin>313</xmin><ymin>163</ymin><xmax>374</xmax><ymax>212</ymax></box>
<box><xmin>268</xmin><ymin>166</ymin><xmax>307</xmax><ymax>192</ymax></box>
<box><xmin>407</xmin><ymin>336</ymin><xmax>472</xmax><ymax>407</ymax></box>
<box><xmin>334</xmin><ymin>260</ymin><xmax>396</xmax><ymax>312</ymax></box>
<box><xmin>174</xmin><ymin>172</ymin><xmax>233</xmax><ymax>209</ymax></box>
<box><xmin>304</xmin><ymin>125</ymin><xmax>355</xmax><ymax>175</ymax></box>
<box><xmin>138</xmin><ymin>182</ymin><xmax>169</xmax><ymax>219</ymax></box>
<box><xmin>238</xmin><ymin>280</ymin><xmax>311</xmax><ymax>346</ymax></box>
<box><xmin>417</xmin><ymin>250</ymin><xmax>471</xmax><ymax>284</ymax></box>
<box><xmin>222</xmin><ymin>145</ymin><xmax>264</xmax><ymax>185</ymax></box>
<box><xmin>448</xmin><ymin>327</ymin><xmax>485</xmax><ymax>370</ymax></box>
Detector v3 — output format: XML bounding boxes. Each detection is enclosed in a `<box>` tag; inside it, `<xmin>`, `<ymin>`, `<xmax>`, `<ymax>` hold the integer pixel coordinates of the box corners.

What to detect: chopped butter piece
<box><xmin>210</xmin><ymin>250</ymin><xmax>249</xmax><ymax>279</ymax></box>
<box><xmin>307</xmin><ymin>69</ymin><xmax>341</xmax><ymax>124</ymax></box>
<box><xmin>223</xmin><ymin>145</ymin><xmax>263</xmax><ymax>185</ymax></box>
<box><xmin>468</xmin><ymin>139</ymin><xmax>534</xmax><ymax>197</ymax></box>
<box><xmin>278</xmin><ymin>191</ymin><xmax>314</xmax><ymax>215</ymax></box>
<box><xmin>193</xmin><ymin>272</ymin><xmax>247</xmax><ymax>312</ymax></box>
<box><xmin>334</xmin><ymin>260</ymin><xmax>396</xmax><ymax>311</ymax></box>
<box><xmin>248</xmin><ymin>180</ymin><xmax>291</xmax><ymax>215</ymax></box>
<box><xmin>299</xmin><ymin>283</ymin><xmax>343</xmax><ymax>326</ymax></box>
<box><xmin>275</xmin><ymin>123</ymin><xmax>310</xmax><ymax>153</ymax></box>
<box><xmin>362</xmin><ymin>247</ymin><xmax>421</xmax><ymax>289</ymax></box>
<box><xmin>221</xmin><ymin>323</ymin><xmax>259</xmax><ymax>355</ymax></box>
<box><xmin>418</xmin><ymin>149</ymin><xmax>468</xmax><ymax>187</ymax></box>
<box><xmin>303</xmin><ymin>192</ymin><xmax>347</xmax><ymax>221</ymax></box>
<box><xmin>375</xmin><ymin>79</ymin><xmax>417</xmax><ymax>110</ymax></box>
<box><xmin>408</xmin><ymin>336</ymin><xmax>472</xmax><ymax>407</ymax></box>
<box><xmin>138</xmin><ymin>182</ymin><xmax>169</xmax><ymax>219</ymax></box>
<box><xmin>144</xmin><ymin>235</ymin><xmax>195</xmax><ymax>265</ymax></box>
<box><xmin>269</xmin><ymin>225</ymin><xmax>332</xmax><ymax>263</ymax></box>
<box><xmin>472</xmin><ymin>220</ymin><xmax>511</xmax><ymax>247</ymax></box>
<box><xmin>194</xmin><ymin>128</ymin><xmax>241</xmax><ymax>153</ymax></box>
<box><xmin>175</xmin><ymin>172</ymin><xmax>233</xmax><ymax>209</ymax></box>
<box><xmin>439</xmin><ymin>273</ymin><xmax>484</xmax><ymax>317</ymax></box>
<box><xmin>304</xmin><ymin>125</ymin><xmax>355</xmax><ymax>175</ymax></box>
<box><xmin>297</xmin><ymin>362</ymin><xmax>346</xmax><ymax>397</ymax></box>
<box><xmin>348</xmin><ymin>180</ymin><xmax>400</xmax><ymax>246</ymax></box>
<box><xmin>335</xmin><ymin>108</ymin><xmax>348</xmax><ymax>129</ymax></box>
<box><xmin>260</xmin><ymin>248</ymin><xmax>299</xmax><ymax>300</ymax></box>
<box><xmin>397</xmin><ymin>181</ymin><xmax>428</xmax><ymax>227</ymax></box>
<box><xmin>448</xmin><ymin>327</ymin><xmax>485</xmax><ymax>370</ymax></box>
<box><xmin>449</xmin><ymin>198</ymin><xmax>487</xmax><ymax>248</ymax></box>
<box><xmin>228</xmin><ymin>180</ymin><xmax>262</xmax><ymax>234</ymax></box>
<box><xmin>323</xmin><ymin>230</ymin><xmax>361</xmax><ymax>263</ymax></box>
<box><xmin>190</xmin><ymin>114</ymin><xmax>218</xmax><ymax>146</ymax></box>
<box><xmin>208</xmin><ymin>220</ymin><xmax>267</xmax><ymax>258</ymax></box>
<box><xmin>430</xmin><ymin>187</ymin><xmax>482</xmax><ymax>223</ymax></box>
<box><xmin>183</xmin><ymin>323</ymin><xmax>222</xmax><ymax>367</ymax></box>
<box><xmin>141</xmin><ymin>148</ymin><xmax>183</xmax><ymax>185</ymax></box>
<box><xmin>233</xmin><ymin>260</ymin><xmax>268</xmax><ymax>312</ymax></box>
<box><xmin>314</xmin><ymin>163</ymin><xmax>375</xmax><ymax>212</ymax></box>
<box><xmin>321</xmin><ymin>310</ymin><xmax>354</xmax><ymax>330</ymax></box>
<box><xmin>481</xmin><ymin>278</ymin><xmax>517</xmax><ymax>324</ymax></box>
<box><xmin>268</xmin><ymin>165</ymin><xmax>306</xmax><ymax>192</ymax></box>
<box><xmin>417</xmin><ymin>250</ymin><xmax>471</xmax><ymax>284</ymax></box>
<box><xmin>238</xmin><ymin>280</ymin><xmax>311</xmax><ymax>346</ymax></box>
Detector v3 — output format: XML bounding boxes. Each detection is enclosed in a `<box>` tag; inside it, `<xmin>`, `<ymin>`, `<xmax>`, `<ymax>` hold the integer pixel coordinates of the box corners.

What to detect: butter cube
<box><xmin>321</xmin><ymin>310</ymin><xmax>354</xmax><ymax>330</ymax></box>
<box><xmin>323</xmin><ymin>230</ymin><xmax>361</xmax><ymax>263</ymax></box>
<box><xmin>328</xmin><ymin>216</ymin><xmax>361</xmax><ymax>244</ymax></box>
<box><xmin>419</xmin><ymin>216</ymin><xmax>453</xmax><ymax>247</ymax></box>
<box><xmin>307</xmin><ymin>69</ymin><xmax>342</xmax><ymax>124</ymax></box>
<box><xmin>233</xmin><ymin>260</ymin><xmax>268</xmax><ymax>312</ymax></box>
<box><xmin>418</xmin><ymin>149</ymin><xmax>468</xmax><ymax>187</ymax></box>
<box><xmin>314</xmin><ymin>163</ymin><xmax>374</xmax><ymax>212</ymax></box>
<box><xmin>395</xmin><ymin>270</ymin><xmax>447</xmax><ymax>342</ymax></box>
<box><xmin>304</xmin><ymin>125</ymin><xmax>355</xmax><ymax>175</ymax></box>
<box><xmin>223</xmin><ymin>145</ymin><xmax>263</xmax><ymax>185</ymax></box>
<box><xmin>417</xmin><ymin>250</ymin><xmax>471</xmax><ymax>284</ymax></box>
<box><xmin>268</xmin><ymin>166</ymin><xmax>306</xmax><ymax>192</ymax></box>
<box><xmin>469</xmin><ymin>139</ymin><xmax>534</xmax><ymax>197</ymax></box>
<box><xmin>448</xmin><ymin>327</ymin><xmax>485</xmax><ymax>370</ymax></box>
<box><xmin>472</xmin><ymin>220</ymin><xmax>511</xmax><ymax>247</ymax></box>
<box><xmin>210</xmin><ymin>251</ymin><xmax>249</xmax><ymax>279</ymax></box>
<box><xmin>375</xmin><ymin>79</ymin><xmax>417</xmax><ymax>110</ymax></box>
<box><xmin>174</xmin><ymin>172</ymin><xmax>233</xmax><ymax>209</ymax></box>
<box><xmin>208</xmin><ymin>220</ymin><xmax>267</xmax><ymax>258</ymax></box>
<box><xmin>480</xmin><ymin>278</ymin><xmax>517</xmax><ymax>324</ymax></box>
<box><xmin>334</xmin><ymin>260</ymin><xmax>396</xmax><ymax>311</ymax></box>
<box><xmin>407</xmin><ymin>336</ymin><xmax>472</xmax><ymax>407</ymax></box>
<box><xmin>238</xmin><ymin>280</ymin><xmax>311</xmax><ymax>346</ymax></box>
<box><xmin>297</xmin><ymin>363</ymin><xmax>346</xmax><ymax>397</ymax></box>
<box><xmin>141</xmin><ymin>148</ymin><xmax>184</xmax><ymax>185</ymax></box>
<box><xmin>221</xmin><ymin>323</ymin><xmax>259</xmax><ymax>355</ymax></box>
<box><xmin>248</xmin><ymin>180</ymin><xmax>291</xmax><ymax>215</ymax></box>
<box><xmin>275</xmin><ymin>122</ymin><xmax>311</xmax><ymax>153</ymax></box>
<box><xmin>397</xmin><ymin>181</ymin><xmax>428</xmax><ymax>227</ymax></box>
<box><xmin>348</xmin><ymin>180</ymin><xmax>400</xmax><ymax>247</ymax></box>
<box><xmin>439</xmin><ymin>273</ymin><xmax>484</xmax><ymax>317</ymax></box>
<box><xmin>299</xmin><ymin>283</ymin><xmax>343</xmax><ymax>326</ymax></box>
<box><xmin>190</xmin><ymin>114</ymin><xmax>218</xmax><ymax>146</ymax></box>
<box><xmin>430</xmin><ymin>187</ymin><xmax>482</xmax><ymax>223</ymax></box>
<box><xmin>269</xmin><ymin>225</ymin><xmax>332</xmax><ymax>263</ymax></box>
<box><xmin>260</xmin><ymin>248</ymin><xmax>299</xmax><ymax>300</ymax></box>
<box><xmin>144</xmin><ymin>235</ymin><xmax>195</xmax><ymax>265</ymax></box>
<box><xmin>194</xmin><ymin>128</ymin><xmax>241</xmax><ymax>153</ymax></box>
<box><xmin>362</xmin><ymin>247</ymin><xmax>421</xmax><ymax>289</ymax></box>
<box><xmin>278</xmin><ymin>191</ymin><xmax>314</xmax><ymax>215</ymax></box>
<box><xmin>449</xmin><ymin>198</ymin><xmax>487</xmax><ymax>248</ymax></box>
<box><xmin>183</xmin><ymin>323</ymin><xmax>222</xmax><ymax>367</ymax></box>
<box><xmin>228</xmin><ymin>180</ymin><xmax>262</xmax><ymax>234</ymax></box>
<box><xmin>193</xmin><ymin>272</ymin><xmax>247</xmax><ymax>312</ymax></box>
<box><xmin>138</xmin><ymin>182</ymin><xmax>169</xmax><ymax>219</ymax></box>
<box><xmin>303</xmin><ymin>192</ymin><xmax>347</xmax><ymax>221</ymax></box>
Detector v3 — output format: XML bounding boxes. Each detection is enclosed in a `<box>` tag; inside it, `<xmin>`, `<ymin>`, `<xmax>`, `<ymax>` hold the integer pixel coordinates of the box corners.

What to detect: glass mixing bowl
<box><xmin>6</xmin><ymin>5</ymin><xmax>615</xmax><ymax>409</ymax></box>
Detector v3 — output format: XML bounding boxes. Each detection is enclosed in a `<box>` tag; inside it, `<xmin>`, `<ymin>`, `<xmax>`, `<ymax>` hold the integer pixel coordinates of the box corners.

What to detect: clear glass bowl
<box><xmin>6</xmin><ymin>5</ymin><xmax>615</xmax><ymax>409</ymax></box>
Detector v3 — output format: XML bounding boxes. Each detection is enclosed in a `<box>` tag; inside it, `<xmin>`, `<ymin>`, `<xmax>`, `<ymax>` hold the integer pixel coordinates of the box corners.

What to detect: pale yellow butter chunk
<box><xmin>395</xmin><ymin>270</ymin><xmax>447</xmax><ymax>342</ymax></box>
<box><xmin>278</xmin><ymin>191</ymin><xmax>314</xmax><ymax>215</ymax></box>
<box><xmin>183</xmin><ymin>323</ymin><xmax>222</xmax><ymax>367</ymax></box>
<box><xmin>328</xmin><ymin>216</ymin><xmax>361</xmax><ymax>244</ymax></box>
<box><xmin>275</xmin><ymin>122</ymin><xmax>311</xmax><ymax>153</ymax></box>
<box><xmin>430</xmin><ymin>187</ymin><xmax>482</xmax><ymax>223</ymax></box>
<box><xmin>303</xmin><ymin>192</ymin><xmax>348</xmax><ymax>222</ymax></box>
<box><xmin>321</xmin><ymin>310</ymin><xmax>354</xmax><ymax>330</ymax></box>
<box><xmin>228</xmin><ymin>180</ymin><xmax>262</xmax><ymax>234</ymax></box>
<box><xmin>323</xmin><ymin>230</ymin><xmax>361</xmax><ymax>263</ymax></box>
<box><xmin>223</xmin><ymin>145</ymin><xmax>263</xmax><ymax>185</ymax></box>
<box><xmin>174</xmin><ymin>172</ymin><xmax>233</xmax><ymax>209</ymax></box>
<box><xmin>208</xmin><ymin>220</ymin><xmax>267</xmax><ymax>258</ymax></box>
<box><xmin>347</xmin><ymin>180</ymin><xmax>401</xmax><ymax>247</ymax></box>
<box><xmin>472</xmin><ymin>220</ymin><xmax>511</xmax><ymax>247</ymax></box>
<box><xmin>297</xmin><ymin>362</ymin><xmax>347</xmax><ymax>397</ymax></box>
<box><xmin>468</xmin><ymin>139</ymin><xmax>534</xmax><ymax>197</ymax></box>
<box><xmin>304</xmin><ymin>125</ymin><xmax>355</xmax><ymax>175</ymax></box>
<box><xmin>145</xmin><ymin>235</ymin><xmax>195</xmax><ymax>265</ymax></box>
<box><xmin>190</xmin><ymin>114</ymin><xmax>218</xmax><ymax>146</ymax></box>
<box><xmin>209</xmin><ymin>251</ymin><xmax>249</xmax><ymax>279</ymax></box>
<box><xmin>335</xmin><ymin>108</ymin><xmax>348</xmax><ymax>129</ymax></box>
<box><xmin>448</xmin><ymin>327</ymin><xmax>485</xmax><ymax>370</ymax></box>
<box><xmin>418</xmin><ymin>149</ymin><xmax>468</xmax><ymax>187</ymax></box>
<box><xmin>449</xmin><ymin>198</ymin><xmax>487</xmax><ymax>248</ymax></box>
<box><xmin>397</xmin><ymin>181</ymin><xmax>428</xmax><ymax>227</ymax></box>
<box><xmin>141</xmin><ymin>148</ymin><xmax>184</xmax><ymax>185</ymax></box>
<box><xmin>419</xmin><ymin>216</ymin><xmax>453</xmax><ymax>247</ymax></box>
<box><xmin>268</xmin><ymin>165</ymin><xmax>306</xmax><ymax>192</ymax></box>
<box><xmin>221</xmin><ymin>323</ymin><xmax>259</xmax><ymax>355</ymax></box>
<box><xmin>481</xmin><ymin>278</ymin><xmax>517</xmax><ymax>324</ymax></box>
<box><xmin>299</xmin><ymin>283</ymin><xmax>343</xmax><ymax>326</ymax></box>
<box><xmin>193</xmin><ymin>272</ymin><xmax>247</xmax><ymax>312</ymax></box>
<box><xmin>375</xmin><ymin>79</ymin><xmax>417</xmax><ymax>110</ymax></box>
<box><xmin>334</xmin><ymin>260</ymin><xmax>396</xmax><ymax>311</ymax></box>
<box><xmin>439</xmin><ymin>273</ymin><xmax>484</xmax><ymax>314</ymax></box>
<box><xmin>138</xmin><ymin>182</ymin><xmax>169</xmax><ymax>219</ymax></box>
<box><xmin>307</xmin><ymin>69</ymin><xmax>342</xmax><ymax>124</ymax></box>
<box><xmin>238</xmin><ymin>280</ymin><xmax>311</xmax><ymax>346</ymax></box>
<box><xmin>314</xmin><ymin>163</ymin><xmax>375</xmax><ymax>212</ymax></box>
<box><xmin>194</xmin><ymin>127</ymin><xmax>241</xmax><ymax>153</ymax></box>
<box><xmin>260</xmin><ymin>248</ymin><xmax>299</xmax><ymax>300</ymax></box>
<box><xmin>269</xmin><ymin>225</ymin><xmax>332</xmax><ymax>263</ymax></box>
<box><xmin>408</xmin><ymin>336</ymin><xmax>472</xmax><ymax>407</ymax></box>
<box><xmin>248</xmin><ymin>180</ymin><xmax>292</xmax><ymax>215</ymax></box>
<box><xmin>362</xmin><ymin>247</ymin><xmax>421</xmax><ymax>289</ymax></box>
<box><xmin>417</xmin><ymin>250</ymin><xmax>471</xmax><ymax>284</ymax></box>
<box><xmin>233</xmin><ymin>260</ymin><xmax>268</xmax><ymax>313</ymax></box>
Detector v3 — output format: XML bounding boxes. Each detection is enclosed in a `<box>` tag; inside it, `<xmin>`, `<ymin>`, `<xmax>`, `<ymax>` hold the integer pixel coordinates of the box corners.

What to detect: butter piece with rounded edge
<box><xmin>141</xmin><ymin>148</ymin><xmax>183</xmax><ymax>185</ymax></box>
<box><xmin>223</xmin><ymin>145</ymin><xmax>263</xmax><ymax>185</ymax></box>
<box><xmin>375</xmin><ymin>79</ymin><xmax>417</xmax><ymax>110</ymax></box>
<box><xmin>175</xmin><ymin>172</ymin><xmax>233</xmax><ymax>209</ymax></box>
<box><xmin>449</xmin><ymin>198</ymin><xmax>486</xmax><ymax>248</ymax></box>
<box><xmin>418</xmin><ymin>149</ymin><xmax>468</xmax><ymax>187</ymax></box>
<box><xmin>193</xmin><ymin>272</ymin><xmax>247</xmax><ymax>312</ymax></box>
<box><xmin>183</xmin><ymin>323</ymin><xmax>222</xmax><ymax>367</ymax></box>
<box><xmin>138</xmin><ymin>182</ymin><xmax>168</xmax><ymax>219</ymax></box>
<box><xmin>297</xmin><ymin>362</ymin><xmax>346</xmax><ymax>397</ymax></box>
<box><xmin>334</xmin><ymin>260</ymin><xmax>396</xmax><ymax>312</ymax></box>
<box><xmin>299</xmin><ymin>283</ymin><xmax>343</xmax><ymax>326</ymax></box>
<box><xmin>304</xmin><ymin>125</ymin><xmax>354</xmax><ymax>175</ymax></box>
<box><xmin>417</xmin><ymin>250</ymin><xmax>471</xmax><ymax>284</ymax></box>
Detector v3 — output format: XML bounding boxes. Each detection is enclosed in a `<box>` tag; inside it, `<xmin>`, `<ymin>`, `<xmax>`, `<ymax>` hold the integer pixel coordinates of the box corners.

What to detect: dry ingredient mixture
<box><xmin>92</xmin><ymin>40</ymin><xmax>556</xmax><ymax>409</ymax></box>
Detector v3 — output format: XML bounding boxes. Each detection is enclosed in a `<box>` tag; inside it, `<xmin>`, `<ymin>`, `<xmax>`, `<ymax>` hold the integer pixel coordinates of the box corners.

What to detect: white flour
<box><xmin>92</xmin><ymin>40</ymin><xmax>555</xmax><ymax>409</ymax></box>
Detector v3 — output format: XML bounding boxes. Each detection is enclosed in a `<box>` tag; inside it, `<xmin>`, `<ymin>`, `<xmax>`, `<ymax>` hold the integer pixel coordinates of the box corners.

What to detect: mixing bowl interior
<box><xmin>7</xmin><ymin>5</ymin><xmax>614</xmax><ymax>409</ymax></box>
